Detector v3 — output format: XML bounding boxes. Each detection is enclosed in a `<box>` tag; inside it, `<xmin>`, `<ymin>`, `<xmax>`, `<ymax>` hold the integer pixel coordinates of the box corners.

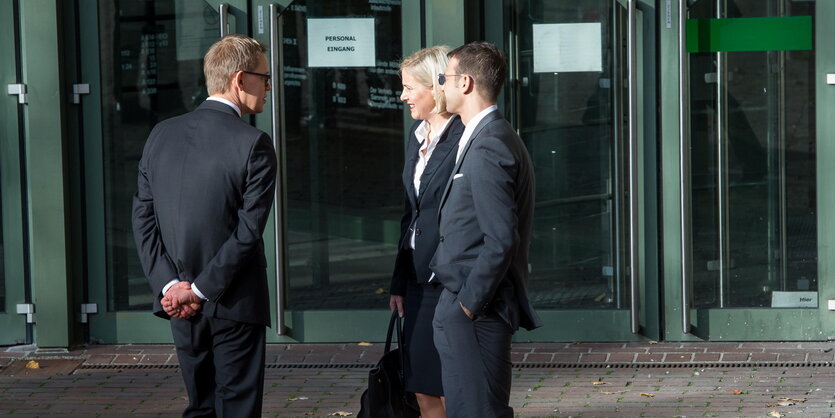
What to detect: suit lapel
<box><xmin>416</xmin><ymin>116</ymin><xmax>463</xmax><ymax>203</ymax></box>
<box><xmin>438</xmin><ymin>110</ymin><xmax>502</xmax><ymax>212</ymax></box>
<box><xmin>403</xmin><ymin>124</ymin><xmax>420</xmax><ymax>208</ymax></box>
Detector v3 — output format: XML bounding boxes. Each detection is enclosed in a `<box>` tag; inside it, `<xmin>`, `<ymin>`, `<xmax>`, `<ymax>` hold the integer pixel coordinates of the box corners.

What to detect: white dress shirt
<box><xmin>408</xmin><ymin>117</ymin><xmax>455</xmax><ymax>249</ymax></box>
<box><xmin>455</xmin><ymin>105</ymin><xmax>498</xmax><ymax>163</ymax></box>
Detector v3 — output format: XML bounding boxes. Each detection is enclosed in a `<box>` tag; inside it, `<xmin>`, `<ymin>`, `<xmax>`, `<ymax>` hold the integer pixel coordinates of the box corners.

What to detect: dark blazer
<box><xmin>430</xmin><ymin>110</ymin><xmax>542</xmax><ymax>331</ymax></box>
<box><xmin>132</xmin><ymin>100</ymin><xmax>277</xmax><ymax>326</ymax></box>
<box><xmin>390</xmin><ymin>116</ymin><xmax>464</xmax><ymax>295</ymax></box>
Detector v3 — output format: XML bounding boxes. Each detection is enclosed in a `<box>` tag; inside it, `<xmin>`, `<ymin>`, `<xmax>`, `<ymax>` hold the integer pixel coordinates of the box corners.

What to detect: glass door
<box><xmin>272</xmin><ymin>0</ymin><xmax>409</xmax><ymax>341</ymax></box>
<box><xmin>666</xmin><ymin>0</ymin><xmax>833</xmax><ymax>340</ymax></box>
<box><xmin>83</xmin><ymin>0</ymin><xmax>251</xmax><ymax>342</ymax></box>
<box><xmin>497</xmin><ymin>0</ymin><xmax>659</xmax><ymax>341</ymax></box>
<box><xmin>0</xmin><ymin>0</ymin><xmax>28</xmax><ymax>345</ymax></box>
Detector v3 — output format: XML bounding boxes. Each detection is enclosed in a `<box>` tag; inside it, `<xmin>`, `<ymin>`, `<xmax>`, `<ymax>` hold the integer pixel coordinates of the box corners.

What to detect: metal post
<box><xmin>269</xmin><ymin>3</ymin><xmax>288</xmax><ymax>335</ymax></box>
<box><xmin>219</xmin><ymin>3</ymin><xmax>229</xmax><ymax>37</ymax></box>
<box><xmin>627</xmin><ymin>0</ymin><xmax>640</xmax><ymax>334</ymax></box>
<box><xmin>679</xmin><ymin>0</ymin><xmax>692</xmax><ymax>334</ymax></box>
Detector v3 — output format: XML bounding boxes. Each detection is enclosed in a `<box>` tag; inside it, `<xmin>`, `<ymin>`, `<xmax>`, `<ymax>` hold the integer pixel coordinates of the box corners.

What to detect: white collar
<box><xmin>465</xmin><ymin>105</ymin><xmax>497</xmax><ymax>130</ymax></box>
<box><xmin>206</xmin><ymin>96</ymin><xmax>242</xmax><ymax>117</ymax></box>
<box><xmin>415</xmin><ymin>116</ymin><xmax>455</xmax><ymax>144</ymax></box>
<box><xmin>456</xmin><ymin>105</ymin><xmax>498</xmax><ymax>163</ymax></box>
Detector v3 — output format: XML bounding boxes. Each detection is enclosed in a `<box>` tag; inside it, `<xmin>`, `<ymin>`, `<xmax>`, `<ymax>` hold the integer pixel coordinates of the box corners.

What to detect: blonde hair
<box><xmin>399</xmin><ymin>46</ymin><xmax>450</xmax><ymax>114</ymax></box>
<box><xmin>204</xmin><ymin>34</ymin><xmax>267</xmax><ymax>95</ymax></box>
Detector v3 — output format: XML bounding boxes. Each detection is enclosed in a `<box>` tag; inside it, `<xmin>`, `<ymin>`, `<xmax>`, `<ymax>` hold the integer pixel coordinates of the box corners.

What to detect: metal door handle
<box><xmin>269</xmin><ymin>3</ymin><xmax>288</xmax><ymax>336</ymax></box>
<box><xmin>219</xmin><ymin>3</ymin><xmax>229</xmax><ymax>37</ymax></box>
<box><xmin>678</xmin><ymin>0</ymin><xmax>692</xmax><ymax>334</ymax></box>
<box><xmin>625</xmin><ymin>0</ymin><xmax>640</xmax><ymax>334</ymax></box>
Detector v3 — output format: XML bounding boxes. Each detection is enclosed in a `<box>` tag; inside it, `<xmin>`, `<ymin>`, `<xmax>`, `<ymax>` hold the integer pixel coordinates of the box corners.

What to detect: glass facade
<box><xmin>688</xmin><ymin>0</ymin><xmax>817</xmax><ymax>308</ymax></box>
<box><xmin>97</xmin><ymin>0</ymin><xmax>404</xmax><ymax>312</ymax></box>
<box><xmin>281</xmin><ymin>0</ymin><xmax>404</xmax><ymax>310</ymax></box>
<box><xmin>2</xmin><ymin>0</ymin><xmax>823</xmax><ymax>345</ymax></box>
<box><xmin>99</xmin><ymin>0</ymin><xmax>219</xmax><ymax>310</ymax></box>
<box><xmin>513</xmin><ymin>1</ymin><xmax>628</xmax><ymax>310</ymax></box>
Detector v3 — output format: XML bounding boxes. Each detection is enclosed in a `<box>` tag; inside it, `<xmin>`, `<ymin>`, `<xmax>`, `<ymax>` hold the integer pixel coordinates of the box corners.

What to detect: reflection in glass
<box><xmin>99</xmin><ymin>0</ymin><xmax>218</xmax><ymax>310</ymax></box>
<box><xmin>281</xmin><ymin>1</ymin><xmax>404</xmax><ymax>309</ymax></box>
<box><xmin>688</xmin><ymin>0</ymin><xmax>817</xmax><ymax>308</ymax></box>
<box><xmin>515</xmin><ymin>1</ymin><xmax>625</xmax><ymax>309</ymax></box>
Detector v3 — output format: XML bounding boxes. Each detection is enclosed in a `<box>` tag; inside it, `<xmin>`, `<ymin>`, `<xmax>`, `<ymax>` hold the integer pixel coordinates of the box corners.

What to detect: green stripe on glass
<box><xmin>686</xmin><ymin>16</ymin><xmax>812</xmax><ymax>53</ymax></box>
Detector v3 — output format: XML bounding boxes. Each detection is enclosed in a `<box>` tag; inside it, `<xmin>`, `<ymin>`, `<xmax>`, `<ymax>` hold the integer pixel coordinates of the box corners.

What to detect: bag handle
<box><xmin>383</xmin><ymin>311</ymin><xmax>404</xmax><ymax>354</ymax></box>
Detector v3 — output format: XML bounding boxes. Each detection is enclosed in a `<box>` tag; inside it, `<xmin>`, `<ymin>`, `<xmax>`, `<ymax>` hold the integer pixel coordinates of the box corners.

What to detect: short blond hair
<box><xmin>204</xmin><ymin>34</ymin><xmax>267</xmax><ymax>95</ymax></box>
<box><xmin>399</xmin><ymin>46</ymin><xmax>450</xmax><ymax>114</ymax></box>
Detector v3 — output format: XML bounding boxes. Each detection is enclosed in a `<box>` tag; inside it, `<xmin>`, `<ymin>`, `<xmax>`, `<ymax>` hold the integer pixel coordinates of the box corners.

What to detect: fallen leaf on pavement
<box><xmin>329</xmin><ymin>412</ymin><xmax>353</xmax><ymax>417</ymax></box>
<box><xmin>357</xmin><ymin>342</ymin><xmax>373</xmax><ymax>346</ymax></box>
<box><xmin>592</xmin><ymin>381</ymin><xmax>607</xmax><ymax>386</ymax></box>
<box><xmin>768</xmin><ymin>411</ymin><xmax>785</xmax><ymax>418</ymax></box>
<box><xmin>375</xmin><ymin>288</ymin><xmax>385</xmax><ymax>294</ymax></box>
<box><xmin>25</xmin><ymin>360</ymin><xmax>40</xmax><ymax>369</ymax></box>
<box><xmin>768</xmin><ymin>397</ymin><xmax>807</xmax><ymax>407</ymax></box>
<box><xmin>640</xmin><ymin>393</ymin><xmax>654</xmax><ymax>398</ymax></box>
<box><xmin>730</xmin><ymin>390</ymin><xmax>744</xmax><ymax>395</ymax></box>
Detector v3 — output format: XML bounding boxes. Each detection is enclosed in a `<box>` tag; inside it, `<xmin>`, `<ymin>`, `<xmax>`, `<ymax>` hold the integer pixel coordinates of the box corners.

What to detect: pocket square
<box><xmin>453</xmin><ymin>173</ymin><xmax>464</xmax><ymax>179</ymax></box>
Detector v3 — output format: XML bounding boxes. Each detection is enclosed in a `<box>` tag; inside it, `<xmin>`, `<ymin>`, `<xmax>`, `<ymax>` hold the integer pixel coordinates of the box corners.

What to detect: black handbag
<box><xmin>357</xmin><ymin>311</ymin><xmax>421</xmax><ymax>418</ymax></box>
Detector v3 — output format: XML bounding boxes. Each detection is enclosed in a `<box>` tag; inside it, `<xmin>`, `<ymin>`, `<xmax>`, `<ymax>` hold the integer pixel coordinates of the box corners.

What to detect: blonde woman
<box><xmin>388</xmin><ymin>46</ymin><xmax>463</xmax><ymax>418</ymax></box>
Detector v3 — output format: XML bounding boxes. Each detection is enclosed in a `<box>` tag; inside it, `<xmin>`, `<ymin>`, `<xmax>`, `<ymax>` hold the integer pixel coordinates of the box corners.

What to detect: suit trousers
<box><xmin>170</xmin><ymin>314</ymin><xmax>266</xmax><ymax>418</ymax></box>
<box><xmin>433</xmin><ymin>288</ymin><xmax>514</xmax><ymax>418</ymax></box>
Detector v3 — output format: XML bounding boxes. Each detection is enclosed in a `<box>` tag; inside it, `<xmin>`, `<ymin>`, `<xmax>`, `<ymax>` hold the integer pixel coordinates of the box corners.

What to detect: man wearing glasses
<box><xmin>430</xmin><ymin>41</ymin><xmax>542</xmax><ymax>418</ymax></box>
<box><xmin>132</xmin><ymin>34</ymin><xmax>276</xmax><ymax>417</ymax></box>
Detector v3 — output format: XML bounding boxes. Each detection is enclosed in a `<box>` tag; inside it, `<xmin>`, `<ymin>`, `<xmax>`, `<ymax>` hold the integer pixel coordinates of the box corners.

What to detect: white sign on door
<box><xmin>307</xmin><ymin>18</ymin><xmax>376</xmax><ymax>68</ymax></box>
<box><xmin>532</xmin><ymin>22</ymin><xmax>603</xmax><ymax>73</ymax></box>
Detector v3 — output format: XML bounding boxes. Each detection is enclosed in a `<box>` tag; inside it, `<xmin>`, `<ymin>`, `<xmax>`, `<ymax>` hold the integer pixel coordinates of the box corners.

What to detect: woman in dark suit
<box><xmin>389</xmin><ymin>45</ymin><xmax>463</xmax><ymax>418</ymax></box>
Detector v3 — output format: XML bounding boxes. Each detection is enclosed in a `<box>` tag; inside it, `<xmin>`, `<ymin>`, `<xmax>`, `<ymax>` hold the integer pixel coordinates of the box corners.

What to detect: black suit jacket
<box><xmin>132</xmin><ymin>100</ymin><xmax>277</xmax><ymax>326</ymax></box>
<box><xmin>390</xmin><ymin>116</ymin><xmax>464</xmax><ymax>295</ymax></box>
<box><xmin>430</xmin><ymin>110</ymin><xmax>541</xmax><ymax>331</ymax></box>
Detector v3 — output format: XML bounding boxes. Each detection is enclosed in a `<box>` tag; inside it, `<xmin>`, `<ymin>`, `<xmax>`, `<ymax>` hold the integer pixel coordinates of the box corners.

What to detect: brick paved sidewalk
<box><xmin>1</xmin><ymin>342</ymin><xmax>834</xmax><ymax>417</ymax></box>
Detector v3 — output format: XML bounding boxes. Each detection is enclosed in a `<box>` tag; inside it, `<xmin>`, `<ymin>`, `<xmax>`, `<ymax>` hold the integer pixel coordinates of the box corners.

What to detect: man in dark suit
<box><xmin>132</xmin><ymin>34</ymin><xmax>277</xmax><ymax>417</ymax></box>
<box><xmin>430</xmin><ymin>42</ymin><xmax>542</xmax><ymax>417</ymax></box>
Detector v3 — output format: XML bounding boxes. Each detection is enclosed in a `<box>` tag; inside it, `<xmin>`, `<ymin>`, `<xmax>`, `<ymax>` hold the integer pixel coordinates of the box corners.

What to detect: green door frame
<box><xmin>661</xmin><ymin>1</ymin><xmax>834</xmax><ymax>341</ymax></box>
<box><xmin>0</xmin><ymin>0</ymin><xmax>29</xmax><ymax>346</ymax></box>
<box><xmin>0</xmin><ymin>0</ymin><xmax>75</xmax><ymax>348</ymax></box>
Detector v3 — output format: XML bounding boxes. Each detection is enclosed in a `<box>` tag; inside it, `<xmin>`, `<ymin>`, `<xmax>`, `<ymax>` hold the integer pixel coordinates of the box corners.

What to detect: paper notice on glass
<box><xmin>307</xmin><ymin>18</ymin><xmax>376</xmax><ymax>68</ymax></box>
<box><xmin>533</xmin><ymin>23</ymin><xmax>602</xmax><ymax>73</ymax></box>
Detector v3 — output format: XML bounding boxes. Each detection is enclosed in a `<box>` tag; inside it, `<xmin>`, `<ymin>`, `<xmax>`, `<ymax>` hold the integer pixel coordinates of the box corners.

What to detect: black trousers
<box><xmin>433</xmin><ymin>289</ymin><xmax>514</xmax><ymax>418</ymax></box>
<box><xmin>170</xmin><ymin>314</ymin><xmax>266</xmax><ymax>418</ymax></box>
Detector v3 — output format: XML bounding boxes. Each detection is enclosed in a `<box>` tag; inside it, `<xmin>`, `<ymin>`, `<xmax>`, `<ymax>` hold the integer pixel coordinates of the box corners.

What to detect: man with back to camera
<box><xmin>430</xmin><ymin>41</ymin><xmax>542</xmax><ymax>418</ymax></box>
<box><xmin>131</xmin><ymin>34</ymin><xmax>276</xmax><ymax>417</ymax></box>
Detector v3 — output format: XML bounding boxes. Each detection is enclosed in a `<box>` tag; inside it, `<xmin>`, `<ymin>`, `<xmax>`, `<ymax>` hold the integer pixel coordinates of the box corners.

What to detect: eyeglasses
<box><xmin>438</xmin><ymin>74</ymin><xmax>468</xmax><ymax>85</ymax></box>
<box><xmin>242</xmin><ymin>70</ymin><xmax>271</xmax><ymax>86</ymax></box>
